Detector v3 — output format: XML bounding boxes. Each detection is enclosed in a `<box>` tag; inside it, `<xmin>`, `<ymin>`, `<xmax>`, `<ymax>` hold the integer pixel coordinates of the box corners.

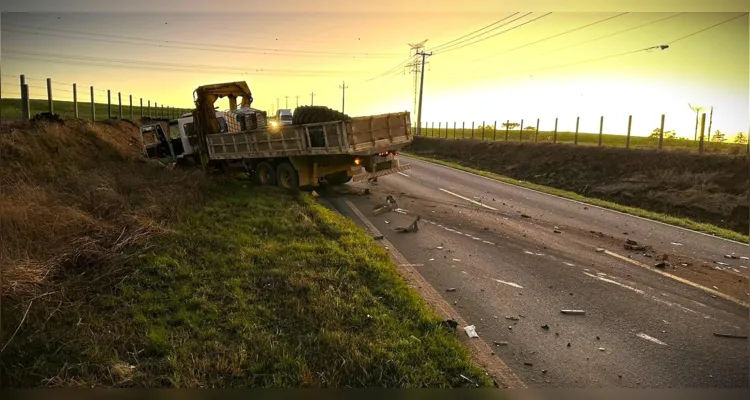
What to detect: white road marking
<box><xmin>439</xmin><ymin>188</ymin><xmax>498</xmax><ymax>211</ymax></box>
<box><xmin>636</xmin><ymin>332</ymin><xmax>668</xmax><ymax>346</ymax></box>
<box><xmin>397</xmin><ymin>172</ymin><xmax>410</xmax><ymax>177</ymax></box>
<box><xmin>584</xmin><ymin>272</ymin><xmax>645</xmax><ymax>295</ymax></box>
<box><xmin>493</xmin><ymin>279</ymin><xmax>524</xmax><ymax>289</ymax></box>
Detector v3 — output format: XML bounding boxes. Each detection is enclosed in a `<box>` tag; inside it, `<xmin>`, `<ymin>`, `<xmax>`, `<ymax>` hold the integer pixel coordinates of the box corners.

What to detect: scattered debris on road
<box><xmin>724</xmin><ymin>254</ymin><xmax>739</xmax><ymax>260</ymax></box>
<box><xmin>553</xmin><ymin>230</ymin><xmax>562</xmax><ymax>234</ymax></box>
<box><xmin>567</xmin><ymin>342</ymin><xmax>571</xmax><ymax>347</ymax></box>
<box><xmin>542</xmin><ymin>369</ymin><xmax>547</xmax><ymax>374</ymax></box>
<box><xmin>599</xmin><ymin>347</ymin><xmax>606</xmax><ymax>352</ymax></box>
<box><xmin>740</xmin><ymin>256</ymin><xmax>749</xmax><ymax>261</ymax></box>
<box><xmin>436</xmin><ymin>245</ymin><xmax>444</xmax><ymax>250</ymax></box>
<box><xmin>713</xmin><ymin>332</ymin><xmax>748</xmax><ymax>339</ymax></box>
<box><xmin>446</xmin><ymin>288</ymin><xmax>457</xmax><ymax>292</ymax></box>
<box><xmin>623</xmin><ymin>239</ymin><xmax>649</xmax><ymax>251</ymax></box>
<box><xmin>670</xmin><ymin>242</ymin><xmax>683</xmax><ymax>246</ymax></box>
<box><xmin>596</xmin><ymin>336</ymin><xmax>600</xmax><ymax>340</ymax></box>
<box><xmin>493</xmin><ymin>341</ymin><xmax>508</xmax><ymax>346</ymax></box>
<box><xmin>521</xmin><ymin>214</ymin><xmax>531</xmax><ymax>219</ymax></box>
<box><xmin>373</xmin><ymin>195</ymin><xmax>398</xmax><ymax>216</ymax></box>
<box><xmin>395</xmin><ymin>216</ymin><xmax>420</xmax><ymax>233</ymax></box>
<box><xmin>440</xmin><ymin>319</ymin><xmax>459</xmax><ymax>332</ymax></box>
<box><xmin>505</xmin><ymin>316</ymin><xmax>520</xmax><ymax>321</ymax></box>
<box><xmin>523</xmin><ymin>362</ymin><xmax>534</xmax><ymax>366</ymax></box>
<box><xmin>654</xmin><ymin>261</ymin><xmax>668</xmax><ymax>269</ymax></box>
<box><xmin>595</xmin><ymin>248</ymin><xmax>605</xmax><ymax>253</ymax></box>
<box><xmin>561</xmin><ymin>310</ymin><xmax>586</xmax><ymax>315</ymax></box>
<box><xmin>464</xmin><ymin>325</ymin><xmax>479</xmax><ymax>338</ymax></box>
<box><xmin>541</xmin><ymin>324</ymin><xmax>550</xmax><ymax>330</ymax></box>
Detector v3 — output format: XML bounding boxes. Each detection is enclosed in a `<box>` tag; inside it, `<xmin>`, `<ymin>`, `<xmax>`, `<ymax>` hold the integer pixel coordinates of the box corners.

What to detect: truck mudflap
<box><xmin>351</xmin><ymin>163</ymin><xmax>411</xmax><ymax>182</ymax></box>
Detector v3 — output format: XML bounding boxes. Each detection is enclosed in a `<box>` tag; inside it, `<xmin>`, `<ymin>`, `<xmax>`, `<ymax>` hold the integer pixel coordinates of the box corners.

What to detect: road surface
<box><xmin>322</xmin><ymin>155</ymin><xmax>749</xmax><ymax>388</ymax></box>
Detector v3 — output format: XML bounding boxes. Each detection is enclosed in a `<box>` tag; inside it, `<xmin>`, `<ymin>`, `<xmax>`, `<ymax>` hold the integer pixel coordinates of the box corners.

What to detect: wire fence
<box><xmin>1</xmin><ymin>73</ymin><xmax>191</xmax><ymax>123</ymax></box>
<box><xmin>416</xmin><ymin>117</ymin><xmax>749</xmax><ymax>156</ymax></box>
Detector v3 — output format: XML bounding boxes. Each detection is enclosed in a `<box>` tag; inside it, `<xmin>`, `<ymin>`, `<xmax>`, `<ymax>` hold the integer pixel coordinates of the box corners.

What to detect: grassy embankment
<box><xmin>0</xmin><ymin>119</ymin><xmax>491</xmax><ymax>388</ymax></box>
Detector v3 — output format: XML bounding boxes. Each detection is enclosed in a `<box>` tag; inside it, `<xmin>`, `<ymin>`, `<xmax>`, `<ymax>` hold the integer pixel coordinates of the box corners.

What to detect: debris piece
<box><xmin>440</xmin><ymin>319</ymin><xmax>459</xmax><ymax>331</ymax></box>
<box><xmin>311</xmin><ymin>190</ymin><xmax>319</xmax><ymax>198</ymax></box>
<box><xmin>713</xmin><ymin>333</ymin><xmax>748</xmax><ymax>339</ymax></box>
<box><xmin>715</xmin><ymin>261</ymin><xmax>729</xmax><ymax>266</ymax></box>
<box><xmin>395</xmin><ymin>216</ymin><xmax>420</xmax><ymax>233</ymax></box>
<box><xmin>373</xmin><ymin>234</ymin><xmax>384</xmax><ymax>240</ymax></box>
<box><xmin>541</xmin><ymin>324</ymin><xmax>550</xmax><ymax>330</ymax></box>
<box><xmin>654</xmin><ymin>262</ymin><xmax>668</xmax><ymax>269</ymax></box>
<box><xmin>740</xmin><ymin>256</ymin><xmax>749</xmax><ymax>261</ymax></box>
<box><xmin>670</xmin><ymin>242</ymin><xmax>682</xmax><ymax>246</ymax></box>
<box><xmin>567</xmin><ymin>342</ymin><xmax>571</xmax><ymax>347</ymax></box>
<box><xmin>505</xmin><ymin>316</ymin><xmax>520</xmax><ymax>321</ymax></box>
<box><xmin>436</xmin><ymin>246</ymin><xmax>444</xmax><ymax>250</ymax></box>
<box><xmin>452</xmin><ymin>258</ymin><xmax>461</xmax><ymax>262</ymax></box>
<box><xmin>595</xmin><ymin>248</ymin><xmax>605</xmax><ymax>253</ymax></box>
<box><xmin>446</xmin><ymin>288</ymin><xmax>457</xmax><ymax>292</ymax></box>
<box><xmin>524</xmin><ymin>362</ymin><xmax>534</xmax><ymax>366</ymax></box>
<box><xmin>493</xmin><ymin>341</ymin><xmax>508</xmax><ymax>346</ymax></box>
<box><xmin>542</xmin><ymin>369</ymin><xmax>547</xmax><ymax>374</ymax></box>
<box><xmin>521</xmin><ymin>214</ymin><xmax>531</xmax><ymax>219</ymax></box>
<box><xmin>373</xmin><ymin>195</ymin><xmax>398</xmax><ymax>215</ymax></box>
<box><xmin>362</xmin><ymin>188</ymin><xmax>371</xmax><ymax>195</ymax></box>
<box><xmin>555</xmin><ymin>332</ymin><xmax>559</xmax><ymax>336</ymax></box>
<box><xmin>460</xmin><ymin>374</ymin><xmax>473</xmax><ymax>383</ymax></box>
<box><xmin>464</xmin><ymin>325</ymin><xmax>479</xmax><ymax>338</ymax></box>
<box><xmin>553</xmin><ymin>230</ymin><xmax>562</xmax><ymax>234</ymax></box>
<box><xmin>508</xmin><ymin>326</ymin><xmax>513</xmax><ymax>330</ymax></box>
<box><xmin>599</xmin><ymin>347</ymin><xmax>606</xmax><ymax>352</ymax></box>
<box><xmin>583</xmin><ymin>207</ymin><xmax>589</xmax><ymax>210</ymax></box>
<box><xmin>724</xmin><ymin>254</ymin><xmax>739</xmax><ymax>260</ymax></box>
<box><xmin>624</xmin><ymin>243</ymin><xmax>648</xmax><ymax>251</ymax></box>
<box><xmin>561</xmin><ymin>310</ymin><xmax>586</xmax><ymax>315</ymax></box>
<box><xmin>596</xmin><ymin>336</ymin><xmax>600</xmax><ymax>340</ymax></box>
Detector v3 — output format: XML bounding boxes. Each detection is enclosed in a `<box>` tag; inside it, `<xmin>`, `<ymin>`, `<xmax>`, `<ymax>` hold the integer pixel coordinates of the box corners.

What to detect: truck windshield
<box><xmin>281</xmin><ymin>115</ymin><xmax>292</xmax><ymax>121</ymax></box>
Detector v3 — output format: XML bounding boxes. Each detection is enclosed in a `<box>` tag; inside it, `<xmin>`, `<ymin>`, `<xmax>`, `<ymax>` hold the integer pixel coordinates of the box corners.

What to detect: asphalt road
<box><xmin>323</xmin><ymin>155</ymin><xmax>749</xmax><ymax>388</ymax></box>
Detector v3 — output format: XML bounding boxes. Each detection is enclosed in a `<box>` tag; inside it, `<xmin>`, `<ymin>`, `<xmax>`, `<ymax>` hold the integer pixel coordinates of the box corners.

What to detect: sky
<box><xmin>1</xmin><ymin>3</ymin><xmax>748</xmax><ymax>139</ymax></box>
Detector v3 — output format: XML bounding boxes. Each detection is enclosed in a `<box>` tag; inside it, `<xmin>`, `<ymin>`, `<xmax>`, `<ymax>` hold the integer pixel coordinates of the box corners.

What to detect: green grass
<box><xmin>417</xmin><ymin>126</ymin><xmax>748</xmax><ymax>155</ymax></box>
<box><xmin>402</xmin><ymin>152</ymin><xmax>749</xmax><ymax>243</ymax></box>
<box><xmin>1</xmin><ymin>98</ymin><xmax>189</xmax><ymax>121</ymax></box>
<box><xmin>1</xmin><ymin>182</ymin><xmax>491</xmax><ymax>388</ymax></box>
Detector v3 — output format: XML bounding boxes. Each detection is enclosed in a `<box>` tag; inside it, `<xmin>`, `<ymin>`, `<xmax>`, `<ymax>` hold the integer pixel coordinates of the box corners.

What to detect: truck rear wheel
<box><xmin>256</xmin><ymin>162</ymin><xmax>276</xmax><ymax>186</ymax></box>
<box><xmin>276</xmin><ymin>162</ymin><xmax>299</xmax><ymax>190</ymax></box>
<box><xmin>325</xmin><ymin>171</ymin><xmax>352</xmax><ymax>185</ymax></box>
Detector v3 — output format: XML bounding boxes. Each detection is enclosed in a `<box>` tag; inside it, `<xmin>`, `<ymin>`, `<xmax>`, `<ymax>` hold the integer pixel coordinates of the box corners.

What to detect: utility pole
<box><xmin>295</xmin><ymin>95</ymin><xmax>299</xmax><ymax>108</ymax></box>
<box><xmin>407</xmin><ymin>40</ymin><xmax>428</xmax><ymax>120</ymax></box>
<box><xmin>310</xmin><ymin>91</ymin><xmax>316</xmax><ymax>105</ymax></box>
<box><xmin>339</xmin><ymin>81</ymin><xmax>348</xmax><ymax>113</ymax></box>
<box><xmin>285</xmin><ymin>96</ymin><xmax>289</xmax><ymax>109</ymax></box>
<box><xmin>415</xmin><ymin>51</ymin><xmax>432</xmax><ymax>136</ymax></box>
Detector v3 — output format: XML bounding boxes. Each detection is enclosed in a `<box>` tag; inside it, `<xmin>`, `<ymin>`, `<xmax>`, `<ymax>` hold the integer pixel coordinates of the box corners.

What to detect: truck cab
<box><xmin>141</xmin><ymin>111</ymin><xmax>228</xmax><ymax>162</ymax></box>
<box><xmin>276</xmin><ymin>109</ymin><xmax>293</xmax><ymax>126</ymax></box>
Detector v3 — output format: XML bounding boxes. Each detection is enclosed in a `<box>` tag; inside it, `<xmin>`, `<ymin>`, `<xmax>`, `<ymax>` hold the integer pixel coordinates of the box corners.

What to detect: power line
<box><xmin>2</xmin><ymin>24</ymin><xmax>402</xmax><ymax>59</ymax></box>
<box><xmin>427</xmin><ymin>13</ymin><xmax>520</xmax><ymax>52</ymax></box>
<box><xmin>2</xmin><ymin>50</ymin><xmax>380</xmax><ymax>76</ymax></box>
<box><xmin>529</xmin><ymin>13</ymin><xmax>687</xmax><ymax>59</ymax></box>
<box><xmin>430</xmin><ymin>13</ymin><xmax>534</xmax><ymax>54</ymax></box>
<box><xmin>669</xmin><ymin>12</ymin><xmax>748</xmax><ymax>44</ymax></box>
<box><xmin>434</xmin><ymin>13</ymin><xmax>554</xmax><ymax>55</ymax></box>
<box><xmin>472</xmin><ymin>12</ymin><xmax>630</xmax><ymax>63</ymax></box>
<box><xmin>360</xmin><ymin>56</ymin><xmax>415</xmax><ymax>83</ymax></box>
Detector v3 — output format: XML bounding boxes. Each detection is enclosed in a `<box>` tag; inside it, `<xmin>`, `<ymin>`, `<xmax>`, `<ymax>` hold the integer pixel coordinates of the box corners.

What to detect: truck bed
<box><xmin>205</xmin><ymin>112</ymin><xmax>412</xmax><ymax>160</ymax></box>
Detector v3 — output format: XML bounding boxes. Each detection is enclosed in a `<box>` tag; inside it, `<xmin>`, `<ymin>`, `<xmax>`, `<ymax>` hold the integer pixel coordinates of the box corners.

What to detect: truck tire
<box><xmin>325</xmin><ymin>171</ymin><xmax>352</xmax><ymax>185</ymax></box>
<box><xmin>276</xmin><ymin>162</ymin><xmax>299</xmax><ymax>190</ymax></box>
<box><xmin>255</xmin><ymin>162</ymin><xmax>276</xmax><ymax>186</ymax></box>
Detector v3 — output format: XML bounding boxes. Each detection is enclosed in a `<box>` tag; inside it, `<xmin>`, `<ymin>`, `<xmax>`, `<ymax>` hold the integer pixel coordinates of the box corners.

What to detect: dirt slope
<box><xmin>406</xmin><ymin>137</ymin><xmax>749</xmax><ymax>234</ymax></box>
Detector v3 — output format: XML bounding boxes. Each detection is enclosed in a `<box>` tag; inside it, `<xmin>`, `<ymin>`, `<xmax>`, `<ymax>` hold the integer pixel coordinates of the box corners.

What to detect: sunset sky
<box><xmin>1</xmin><ymin>2</ymin><xmax>747</xmax><ymax>138</ymax></box>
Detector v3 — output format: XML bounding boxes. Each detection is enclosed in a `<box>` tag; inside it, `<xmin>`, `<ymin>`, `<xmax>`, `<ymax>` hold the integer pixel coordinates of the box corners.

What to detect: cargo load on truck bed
<box><xmin>206</xmin><ymin>112</ymin><xmax>412</xmax><ymax>160</ymax></box>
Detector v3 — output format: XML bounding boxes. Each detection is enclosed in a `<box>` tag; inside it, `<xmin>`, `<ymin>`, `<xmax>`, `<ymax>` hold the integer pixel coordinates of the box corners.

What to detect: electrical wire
<box><xmin>2</xmin><ymin>50</ymin><xmax>379</xmax><ymax>76</ymax></box>
<box><xmin>668</xmin><ymin>12</ymin><xmax>747</xmax><ymax>44</ymax></box>
<box><xmin>472</xmin><ymin>12</ymin><xmax>630</xmax><ymax>63</ymax></box>
<box><xmin>427</xmin><ymin>13</ymin><xmax>521</xmax><ymax>52</ymax></box>
<box><xmin>434</xmin><ymin>13</ymin><xmax>554</xmax><ymax>55</ymax></box>
<box><xmin>2</xmin><ymin>24</ymin><xmax>401</xmax><ymax>59</ymax></box>
<box><xmin>530</xmin><ymin>13</ymin><xmax>687</xmax><ymax>59</ymax></box>
<box><xmin>430</xmin><ymin>13</ymin><xmax>535</xmax><ymax>54</ymax></box>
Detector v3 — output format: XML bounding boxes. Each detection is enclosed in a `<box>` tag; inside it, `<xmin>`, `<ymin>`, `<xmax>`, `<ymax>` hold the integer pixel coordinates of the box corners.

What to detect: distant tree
<box><xmin>734</xmin><ymin>132</ymin><xmax>748</xmax><ymax>144</ymax></box>
<box><xmin>665</xmin><ymin>130</ymin><xmax>677</xmax><ymax>140</ymax></box>
<box><xmin>649</xmin><ymin>127</ymin><xmax>677</xmax><ymax>139</ymax></box>
<box><xmin>501</xmin><ymin>122</ymin><xmax>520</xmax><ymax>130</ymax></box>
<box><xmin>711</xmin><ymin>130</ymin><xmax>726</xmax><ymax>143</ymax></box>
<box><xmin>649</xmin><ymin>128</ymin><xmax>661</xmax><ymax>138</ymax></box>
<box><xmin>524</xmin><ymin>125</ymin><xmax>536</xmax><ymax>131</ymax></box>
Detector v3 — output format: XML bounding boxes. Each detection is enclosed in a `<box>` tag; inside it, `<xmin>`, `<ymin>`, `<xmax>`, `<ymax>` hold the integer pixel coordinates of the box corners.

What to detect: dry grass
<box><xmin>0</xmin><ymin>118</ymin><xmax>215</xmax><ymax>367</ymax></box>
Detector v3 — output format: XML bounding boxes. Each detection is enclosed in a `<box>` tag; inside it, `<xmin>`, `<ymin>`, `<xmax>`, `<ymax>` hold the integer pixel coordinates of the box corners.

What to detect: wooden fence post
<box><xmin>519</xmin><ymin>119</ymin><xmax>524</xmax><ymax>142</ymax></box>
<box><xmin>598</xmin><ymin>116</ymin><xmax>604</xmax><ymax>147</ymax></box>
<box><xmin>140</xmin><ymin>98</ymin><xmax>143</xmax><ymax>119</ymax></box>
<box><xmin>535</xmin><ymin>118</ymin><xmax>540</xmax><ymax>142</ymax></box>
<box><xmin>482</xmin><ymin>121</ymin><xmax>485</xmax><ymax>140</ymax></box>
<box><xmin>118</xmin><ymin>92</ymin><xmax>123</xmax><ymax>119</ymax></box>
<box><xmin>130</xmin><ymin>95</ymin><xmax>133</xmax><ymax>121</ymax></box>
<box><xmin>46</xmin><ymin>78</ymin><xmax>54</xmax><ymax>114</ymax></box>
<box><xmin>553</xmin><ymin>118</ymin><xmax>558</xmax><ymax>143</ymax></box>
<box><xmin>20</xmin><ymin>75</ymin><xmax>29</xmax><ymax>120</ymax></box>
<box><xmin>505</xmin><ymin>120</ymin><xmax>510</xmax><ymax>141</ymax></box>
<box><xmin>462</xmin><ymin>122</ymin><xmax>465</xmax><ymax>139</ymax></box>
<box><xmin>21</xmin><ymin>84</ymin><xmax>31</xmax><ymax>120</ymax></box>
<box><xmin>658</xmin><ymin>114</ymin><xmax>665</xmax><ymax>150</ymax></box>
<box><xmin>90</xmin><ymin>86</ymin><xmax>96</xmax><ymax>121</ymax></box>
<box><xmin>107</xmin><ymin>90</ymin><xmax>112</xmax><ymax>119</ymax></box>
<box><xmin>471</xmin><ymin>121</ymin><xmax>475</xmax><ymax>140</ymax></box>
<box><xmin>445</xmin><ymin>121</ymin><xmax>448</xmax><ymax>138</ymax></box>
<box><xmin>626</xmin><ymin>115</ymin><xmax>633</xmax><ymax>149</ymax></box>
<box><xmin>438</xmin><ymin>122</ymin><xmax>442</xmax><ymax>138</ymax></box>
<box><xmin>161</xmin><ymin>104</ymin><xmax>164</xmax><ymax>119</ymax></box>
<box><xmin>73</xmin><ymin>83</ymin><xmax>78</xmax><ymax>119</ymax></box>
<box><xmin>453</xmin><ymin>122</ymin><xmax>457</xmax><ymax>139</ymax></box>
<box><xmin>148</xmin><ymin>100</ymin><xmax>151</xmax><ymax>118</ymax></box>
<box><xmin>574</xmin><ymin>117</ymin><xmax>580</xmax><ymax>145</ymax></box>
<box><xmin>493</xmin><ymin>121</ymin><xmax>497</xmax><ymax>141</ymax></box>
<box><xmin>698</xmin><ymin>113</ymin><xmax>706</xmax><ymax>155</ymax></box>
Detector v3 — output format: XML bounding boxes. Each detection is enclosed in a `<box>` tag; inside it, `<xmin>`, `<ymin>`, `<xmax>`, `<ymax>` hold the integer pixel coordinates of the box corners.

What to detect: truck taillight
<box><xmin>354</xmin><ymin>158</ymin><xmax>361</xmax><ymax>165</ymax></box>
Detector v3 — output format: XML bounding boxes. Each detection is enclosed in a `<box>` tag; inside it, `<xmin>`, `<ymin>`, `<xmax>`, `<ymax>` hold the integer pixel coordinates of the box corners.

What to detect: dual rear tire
<box><xmin>254</xmin><ymin>161</ymin><xmax>299</xmax><ymax>190</ymax></box>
